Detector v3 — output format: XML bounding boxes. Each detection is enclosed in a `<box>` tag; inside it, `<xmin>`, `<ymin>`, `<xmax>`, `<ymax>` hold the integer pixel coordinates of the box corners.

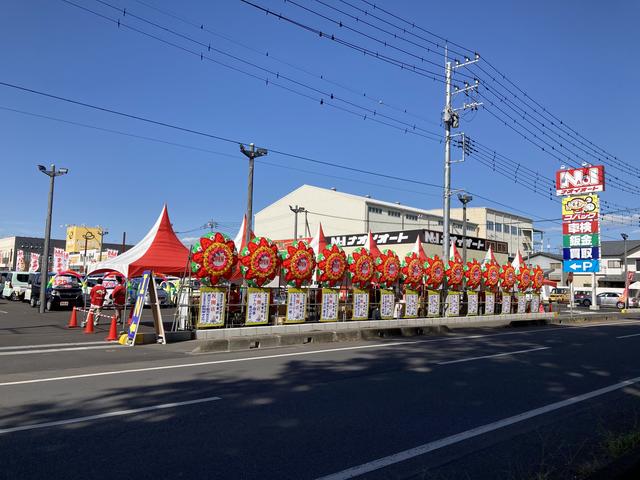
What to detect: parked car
<box><xmin>29</xmin><ymin>272</ymin><xmax>84</xmax><ymax>310</ymax></box>
<box><xmin>574</xmin><ymin>291</ymin><xmax>592</xmax><ymax>307</ymax></box>
<box><xmin>2</xmin><ymin>271</ymin><xmax>31</xmax><ymax>300</ymax></box>
<box><xmin>596</xmin><ymin>292</ymin><xmax>625</xmax><ymax>309</ymax></box>
<box><xmin>127</xmin><ymin>277</ymin><xmax>170</xmax><ymax>307</ymax></box>
<box><xmin>549</xmin><ymin>287</ymin><xmax>569</xmax><ymax>304</ymax></box>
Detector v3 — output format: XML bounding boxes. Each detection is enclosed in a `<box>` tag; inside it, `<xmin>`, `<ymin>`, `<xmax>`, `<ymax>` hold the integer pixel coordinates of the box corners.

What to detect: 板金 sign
<box><xmin>556</xmin><ymin>165</ymin><xmax>605</xmax><ymax>196</ymax></box>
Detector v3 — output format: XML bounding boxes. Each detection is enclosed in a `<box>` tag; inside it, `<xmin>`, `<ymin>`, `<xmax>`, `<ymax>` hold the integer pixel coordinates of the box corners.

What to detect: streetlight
<box><xmin>97</xmin><ymin>226</ymin><xmax>109</xmax><ymax>262</ymax></box>
<box><xmin>457</xmin><ymin>193</ymin><xmax>473</xmax><ymax>265</ymax></box>
<box><xmin>240</xmin><ymin>143</ymin><xmax>268</xmax><ymax>245</ymax></box>
<box><xmin>622</xmin><ymin>233</ymin><xmax>629</xmax><ymax>309</ymax></box>
<box><xmin>82</xmin><ymin>230</ymin><xmax>96</xmax><ymax>274</ymax></box>
<box><xmin>37</xmin><ymin>164</ymin><xmax>68</xmax><ymax>314</ymax></box>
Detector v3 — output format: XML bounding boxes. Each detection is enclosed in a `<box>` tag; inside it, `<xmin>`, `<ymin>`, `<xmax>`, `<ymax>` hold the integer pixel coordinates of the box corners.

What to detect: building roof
<box><xmin>527</xmin><ymin>252</ymin><xmax>563</xmax><ymax>261</ymax></box>
<box><xmin>601</xmin><ymin>240</ymin><xmax>640</xmax><ymax>257</ymax></box>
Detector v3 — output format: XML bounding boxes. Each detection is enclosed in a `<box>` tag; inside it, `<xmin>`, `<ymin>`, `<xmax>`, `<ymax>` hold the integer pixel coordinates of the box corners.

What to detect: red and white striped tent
<box><xmin>89</xmin><ymin>205</ymin><xmax>189</xmax><ymax>278</ymax></box>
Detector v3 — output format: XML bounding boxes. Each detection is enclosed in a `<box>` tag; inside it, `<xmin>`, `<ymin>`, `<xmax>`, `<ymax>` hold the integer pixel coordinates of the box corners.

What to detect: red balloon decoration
<box><xmin>316</xmin><ymin>244</ymin><xmax>347</xmax><ymax>287</ymax></box>
<box><xmin>376</xmin><ymin>249</ymin><xmax>401</xmax><ymax>288</ymax></box>
<box><xmin>281</xmin><ymin>240</ymin><xmax>316</xmax><ymax>288</ymax></box>
<box><xmin>425</xmin><ymin>255</ymin><xmax>445</xmax><ymax>289</ymax></box>
<box><xmin>465</xmin><ymin>259</ymin><xmax>483</xmax><ymax>290</ymax></box>
<box><xmin>348</xmin><ymin>247</ymin><xmax>376</xmax><ymax>289</ymax></box>
<box><xmin>190</xmin><ymin>232</ymin><xmax>237</xmax><ymax>285</ymax></box>
<box><xmin>401</xmin><ymin>252</ymin><xmax>424</xmax><ymax>290</ymax></box>
<box><xmin>239</xmin><ymin>237</ymin><xmax>280</xmax><ymax>287</ymax></box>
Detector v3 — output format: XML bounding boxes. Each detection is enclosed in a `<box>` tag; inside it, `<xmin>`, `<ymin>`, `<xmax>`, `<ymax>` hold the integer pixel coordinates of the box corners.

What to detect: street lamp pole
<box><xmin>82</xmin><ymin>230</ymin><xmax>95</xmax><ymax>274</ymax></box>
<box><xmin>240</xmin><ymin>143</ymin><xmax>268</xmax><ymax>245</ymax></box>
<box><xmin>622</xmin><ymin>233</ymin><xmax>629</xmax><ymax>309</ymax></box>
<box><xmin>457</xmin><ymin>193</ymin><xmax>473</xmax><ymax>265</ymax></box>
<box><xmin>37</xmin><ymin>164</ymin><xmax>68</xmax><ymax>314</ymax></box>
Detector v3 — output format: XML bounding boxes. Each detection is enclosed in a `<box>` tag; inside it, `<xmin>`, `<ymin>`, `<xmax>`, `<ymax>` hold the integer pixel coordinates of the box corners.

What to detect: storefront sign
<box><xmin>404</xmin><ymin>289</ymin><xmax>419</xmax><ymax>318</ymax></box>
<box><xmin>485</xmin><ymin>292</ymin><xmax>495</xmax><ymax>315</ymax></box>
<box><xmin>467</xmin><ymin>291</ymin><xmax>478</xmax><ymax>316</ymax></box>
<box><xmin>501</xmin><ymin>294</ymin><xmax>511</xmax><ymax>315</ymax></box>
<box><xmin>320</xmin><ymin>288</ymin><xmax>339</xmax><ymax>322</ymax></box>
<box><xmin>285</xmin><ymin>288</ymin><xmax>307</xmax><ymax>324</ymax></box>
<box><xmin>198</xmin><ymin>287</ymin><xmax>226</xmax><ymax>328</ymax></box>
<box><xmin>246</xmin><ymin>288</ymin><xmax>269</xmax><ymax>325</ymax></box>
<box><xmin>556</xmin><ymin>165</ymin><xmax>605</xmax><ymax>195</ymax></box>
<box><xmin>352</xmin><ymin>288</ymin><xmax>369</xmax><ymax>320</ymax></box>
<box><xmin>563</xmin><ymin>234</ymin><xmax>599</xmax><ymax>248</ymax></box>
<box><xmin>446</xmin><ymin>291</ymin><xmax>460</xmax><ymax>317</ymax></box>
<box><xmin>380</xmin><ymin>289</ymin><xmax>394</xmax><ymax>320</ymax></box>
<box><xmin>563</xmin><ymin>246</ymin><xmax>600</xmax><ymax>261</ymax></box>
<box><xmin>516</xmin><ymin>293</ymin><xmax>527</xmax><ymax>313</ymax></box>
<box><xmin>427</xmin><ymin>290</ymin><xmax>440</xmax><ymax>317</ymax></box>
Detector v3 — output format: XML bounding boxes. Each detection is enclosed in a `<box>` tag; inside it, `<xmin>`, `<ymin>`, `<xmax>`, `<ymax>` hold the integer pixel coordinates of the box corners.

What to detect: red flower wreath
<box><xmin>316</xmin><ymin>243</ymin><xmax>347</xmax><ymax>287</ymax></box>
<box><xmin>190</xmin><ymin>232</ymin><xmax>237</xmax><ymax>286</ymax></box>
<box><xmin>483</xmin><ymin>261</ymin><xmax>501</xmax><ymax>291</ymax></box>
<box><xmin>239</xmin><ymin>237</ymin><xmax>280</xmax><ymax>287</ymax></box>
<box><xmin>348</xmin><ymin>247</ymin><xmax>376</xmax><ymax>289</ymax></box>
<box><xmin>465</xmin><ymin>259</ymin><xmax>483</xmax><ymax>290</ymax></box>
<box><xmin>376</xmin><ymin>249</ymin><xmax>400</xmax><ymax>289</ymax></box>
<box><xmin>425</xmin><ymin>255</ymin><xmax>445</xmax><ymax>289</ymax></box>
<box><xmin>401</xmin><ymin>252</ymin><xmax>424</xmax><ymax>290</ymax></box>
<box><xmin>517</xmin><ymin>264</ymin><xmax>532</xmax><ymax>291</ymax></box>
<box><xmin>531</xmin><ymin>266</ymin><xmax>544</xmax><ymax>292</ymax></box>
<box><xmin>281</xmin><ymin>240</ymin><xmax>316</xmax><ymax>288</ymax></box>
<box><xmin>500</xmin><ymin>264</ymin><xmax>517</xmax><ymax>291</ymax></box>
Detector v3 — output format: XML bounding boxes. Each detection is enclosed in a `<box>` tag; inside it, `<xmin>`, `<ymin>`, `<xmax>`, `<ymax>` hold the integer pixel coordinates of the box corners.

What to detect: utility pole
<box><xmin>121</xmin><ymin>232</ymin><xmax>127</xmax><ymax>253</ymax></box>
<box><xmin>240</xmin><ymin>143</ymin><xmax>268</xmax><ymax>245</ymax></box>
<box><xmin>97</xmin><ymin>226</ymin><xmax>108</xmax><ymax>262</ymax></box>
<box><xmin>441</xmin><ymin>49</ymin><xmax>481</xmax><ymax>263</ymax></box>
<box><xmin>205</xmin><ymin>219</ymin><xmax>217</xmax><ymax>233</ymax></box>
<box><xmin>37</xmin><ymin>163</ymin><xmax>69</xmax><ymax>314</ymax></box>
<box><xmin>289</xmin><ymin>205</ymin><xmax>306</xmax><ymax>239</ymax></box>
<box><xmin>622</xmin><ymin>233</ymin><xmax>629</xmax><ymax>309</ymax></box>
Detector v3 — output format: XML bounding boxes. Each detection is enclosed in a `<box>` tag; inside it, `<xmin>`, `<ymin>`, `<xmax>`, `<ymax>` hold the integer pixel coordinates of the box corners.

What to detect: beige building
<box><xmin>255</xmin><ymin>185</ymin><xmax>509</xmax><ymax>264</ymax></box>
<box><xmin>255</xmin><ymin>185</ymin><xmax>477</xmax><ymax>241</ymax></box>
<box><xmin>424</xmin><ymin>207</ymin><xmax>540</xmax><ymax>257</ymax></box>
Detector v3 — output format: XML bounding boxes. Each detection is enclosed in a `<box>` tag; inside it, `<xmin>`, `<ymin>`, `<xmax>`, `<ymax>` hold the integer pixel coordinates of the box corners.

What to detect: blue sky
<box><xmin>2</xmin><ymin>0</ymin><xmax>638</xmax><ymax>249</ymax></box>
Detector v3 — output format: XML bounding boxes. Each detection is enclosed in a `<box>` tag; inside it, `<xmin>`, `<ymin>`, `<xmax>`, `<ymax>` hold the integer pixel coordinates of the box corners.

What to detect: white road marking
<box><xmin>0</xmin><ymin>310</ymin><xmax>8</xmax><ymax>314</ymax></box>
<box><xmin>0</xmin><ymin>345</ymin><xmax>122</xmax><ymax>356</ymax></box>
<box><xmin>0</xmin><ymin>396</ymin><xmax>222</xmax><ymax>434</ymax></box>
<box><xmin>616</xmin><ymin>333</ymin><xmax>640</xmax><ymax>339</ymax></box>
<box><xmin>437</xmin><ymin>346</ymin><xmax>549</xmax><ymax>365</ymax></box>
<box><xmin>1</xmin><ymin>320</ymin><xmax>638</xmax><ymax>387</ymax></box>
<box><xmin>0</xmin><ymin>341</ymin><xmax>108</xmax><ymax>351</ymax></box>
<box><xmin>315</xmin><ymin>376</ymin><xmax>640</xmax><ymax>480</ymax></box>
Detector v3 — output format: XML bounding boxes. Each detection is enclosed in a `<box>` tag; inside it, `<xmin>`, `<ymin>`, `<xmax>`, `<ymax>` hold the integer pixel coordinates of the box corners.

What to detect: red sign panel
<box><xmin>555</xmin><ymin>165</ymin><xmax>605</xmax><ymax>196</ymax></box>
<box><xmin>562</xmin><ymin>220</ymin><xmax>599</xmax><ymax>235</ymax></box>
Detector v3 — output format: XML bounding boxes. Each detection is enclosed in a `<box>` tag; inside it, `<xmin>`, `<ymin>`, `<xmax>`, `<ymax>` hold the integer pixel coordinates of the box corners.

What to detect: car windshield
<box><xmin>16</xmin><ymin>274</ymin><xmax>30</xmax><ymax>283</ymax></box>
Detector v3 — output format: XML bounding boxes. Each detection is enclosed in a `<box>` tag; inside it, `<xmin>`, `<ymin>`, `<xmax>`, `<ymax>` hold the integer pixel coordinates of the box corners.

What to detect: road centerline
<box><xmin>616</xmin><ymin>332</ymin><xmax>640</xmax><ymax>339</ymax></box>
<box><xmin>436</xmin><ymin>346</ymin><xmax>549</xmax><ymax>365</ymax></box>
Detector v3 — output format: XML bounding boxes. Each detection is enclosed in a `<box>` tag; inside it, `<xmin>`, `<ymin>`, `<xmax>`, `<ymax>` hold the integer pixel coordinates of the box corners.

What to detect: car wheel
<box><xmin>616</xmin><ymin>302</ymin><xmax>625</xmax><ymax>309</ymax></box>
<box><xmin>10</xmin><ymin>292</ymin><xmax>18</xmax><ymax>301</ymax></box>
<box><xmin>30</xmin><ymin>296</ymin><xmax>37</xmax><ymax>308</ymax></box>
<box><xmin>46</xmin><ymin>299</ymin><xmax>53</xmax><ymax>311</ymax></box>
<box><xmin>582</xmin><ymin>299</ymin><xmax>591</xmax><ymax>307</ymax></box>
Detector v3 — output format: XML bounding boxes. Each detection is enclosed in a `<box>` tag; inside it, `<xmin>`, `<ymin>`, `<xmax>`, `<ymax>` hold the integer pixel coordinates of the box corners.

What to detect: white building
<box><xmin>571</xmin><ymin>239</ymin><xmax>640</xmax><ymax>290</ymax></box>
<box><xmin>255</xmin><ymin>185</ymin><xmax>477</xmax><ymax>241</ymax></box>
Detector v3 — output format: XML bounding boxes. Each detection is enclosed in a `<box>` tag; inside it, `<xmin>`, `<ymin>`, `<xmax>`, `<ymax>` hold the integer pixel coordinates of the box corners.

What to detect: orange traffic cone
<box><xmin>105</xmin><ymin>315</ymin><xmax>118</xmax><ymax>341</ymax></box>
<box><xmin>68</xmin><ymin>307</ymin><xmax>79</xmax><ymax>328</ymax></box>
<box><xmin>84</xmin><ymin>311</ymin><xmax>95</xmax><ymax>334</ymax></box>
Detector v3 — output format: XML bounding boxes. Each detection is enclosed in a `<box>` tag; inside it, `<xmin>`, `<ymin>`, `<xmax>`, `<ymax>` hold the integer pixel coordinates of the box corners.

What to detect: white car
<box><xmin>2</xmin><ymin>272</ymin><xmax>31</xmax><ymax>300</ymax></box>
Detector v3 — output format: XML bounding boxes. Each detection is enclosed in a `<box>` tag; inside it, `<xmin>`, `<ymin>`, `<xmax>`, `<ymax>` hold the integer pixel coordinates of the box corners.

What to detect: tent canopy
<box><xmin>89</xmin><ymin>205</ymin><xmax>189</xmax><ymax>278</ymax></box>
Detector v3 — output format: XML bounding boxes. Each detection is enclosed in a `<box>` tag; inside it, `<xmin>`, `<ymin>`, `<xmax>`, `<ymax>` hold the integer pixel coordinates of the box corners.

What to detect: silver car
<box><xmin>596</xmin><ymin>292</ymin><xmax>625</xmax><ymax>309</ymax></box>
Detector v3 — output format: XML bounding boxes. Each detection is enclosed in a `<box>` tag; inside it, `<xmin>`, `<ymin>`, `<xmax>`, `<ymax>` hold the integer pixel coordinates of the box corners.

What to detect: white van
<box><xmin>2</xmin><ymin>271</ymin><xmax>31</xmax><ymax>300</ymax></box>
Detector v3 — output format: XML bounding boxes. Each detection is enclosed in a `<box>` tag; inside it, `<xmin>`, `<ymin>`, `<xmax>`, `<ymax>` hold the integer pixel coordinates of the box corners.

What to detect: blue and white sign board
<box><xmin>563</xmin><ymin>260</ymin><xmax>600</xmax><ymax>273</ymax></box>
<box><xmin>562</xmin><ymin>247</ymin><xmax>600</xmax><ymax>261</ymax></box>
<box><xmin>126</xmin><ymin>270</ymin><xmax>166</xmax><ymax>346</ymax></box>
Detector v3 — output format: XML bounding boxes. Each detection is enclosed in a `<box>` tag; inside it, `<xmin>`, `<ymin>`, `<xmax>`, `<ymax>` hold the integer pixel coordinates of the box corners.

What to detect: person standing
<box><xmin>83</xmin><ymin>278</ymin><xmax>107</xmax><ymax>327</ymax></box>
<box><xmin>111</xmin><ymin>280</ymin><xmax>127</xmax><ymax>325</ymax></box>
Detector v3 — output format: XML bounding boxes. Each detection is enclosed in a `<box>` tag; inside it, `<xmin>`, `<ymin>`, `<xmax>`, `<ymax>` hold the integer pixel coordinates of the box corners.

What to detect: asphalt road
<box><xmin>2</xmin><ymin>295</ymin><xmax>640</xmax><ymax>479</ymax></box>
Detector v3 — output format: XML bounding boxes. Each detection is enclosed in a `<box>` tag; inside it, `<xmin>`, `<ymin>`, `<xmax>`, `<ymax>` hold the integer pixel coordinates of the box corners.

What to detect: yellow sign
<box><xmin>65</xmin><ymin>226</ymin><xmax>103</xmax><ymax>253</ymax></box>
<box><xmin>561</xmin><ymin>194</ymin><xmax>599</xmax><ymax>216</ymax></box>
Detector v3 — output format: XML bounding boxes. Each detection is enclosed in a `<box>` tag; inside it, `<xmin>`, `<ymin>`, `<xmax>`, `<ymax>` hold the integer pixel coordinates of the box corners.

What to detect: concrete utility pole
<box><xmin>37</xmin><ymin>163</ymin><xmax>68</xmax><ymax>314</ymax></box>
<box><xmin>289</xmin><ymin>205</ymin><xmax>306</xmax><ymax>239</ymax></box>
<box><xmin>240</xmin><ymin>143</ymin><xmax>268</xmax><ymax>245</ymax></box>
<box><xmin>622</xmin><ymin>233</ymin><xmax>629</xmax><ymax>309</ymax></box>
<box><xmin>441</xmin><ymin>49</ymin><xmax>481</xmax><ymax>263</ymax></box>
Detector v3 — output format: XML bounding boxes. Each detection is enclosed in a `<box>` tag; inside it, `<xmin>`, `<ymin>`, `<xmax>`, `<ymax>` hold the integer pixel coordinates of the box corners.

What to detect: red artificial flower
<box><xmin>465</xmin><ymin>259</ymin><xmax>483</xmax><ymax>289</ymax></box>
<box><xmin>316</xmin><ymin>244</ymin><xmax>347</xmax><ymax>287</ymax></box>
<box><xmin>531</xmin><ymin>266</ymin><xmax>545</xmax><ymax>291</ymax></box>
<box><xmin>500</xmin><ymin>264</ymin><xmax>517</xmax><ymax>290</ymax></box>
<box><xmin>483</xmin><ymin>261</ymin><xmax>501</xmax><ymax>290</ymax></box>
<box><xmin>239</xmin><ymin>237</ymin><xmax>280</xmax><ymax>287</ymax></box>
<box><xmin>376</xmin><ymin>249</ymin><xmax>400</xmax><ymax>288</ymax></box>
<box><xmin>281</xmin><ymin>240</ymin><xmax>316</xmax><ymax>288</ymax></box>
<box><xmin>517</xmin><ymin>264</ymin><xmax>532</xmax><ymax>291</ymax></box>
<box><xmin>349</xmin><ymin>248</ymin><xmax>376</xmax><ymax>288</ymax></box>
<box><xmin>425</xmin><ymin>255</ymin><xmax>445</xmax><ymax>289</ymax></box>
<box><xmin>191</xmin><ymin>232</ymin><xmax>237</xmax><ymax>285</ymax></box>
<box><xmin>401</xmin><ymin>252</ymin><xmax>424</xmax><ymax>290</ymax></box>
